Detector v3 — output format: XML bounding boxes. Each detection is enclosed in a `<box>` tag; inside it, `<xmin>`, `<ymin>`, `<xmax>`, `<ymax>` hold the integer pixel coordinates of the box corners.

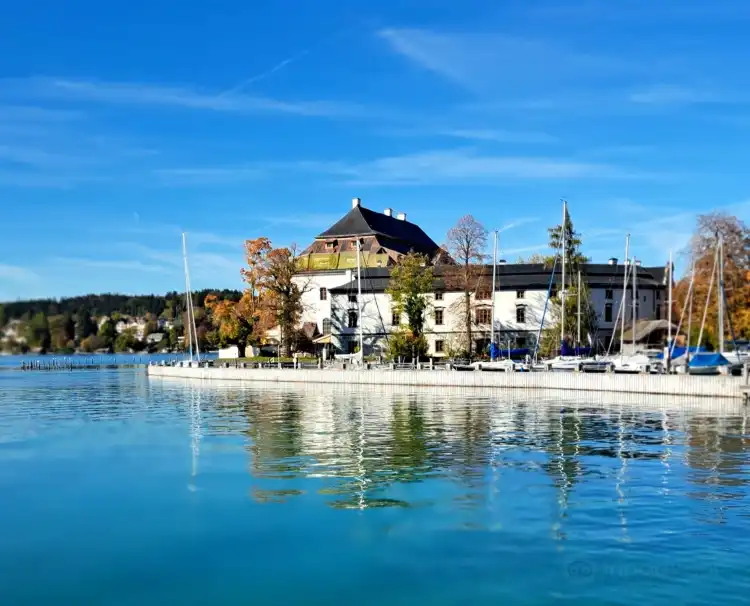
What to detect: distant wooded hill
<box><xmin>0</xmin><ymin>289</ymin><xmax>243</xmax><ymax>323</ymax></box>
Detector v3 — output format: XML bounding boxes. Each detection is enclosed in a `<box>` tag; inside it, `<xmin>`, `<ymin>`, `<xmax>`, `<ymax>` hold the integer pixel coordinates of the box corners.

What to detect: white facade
<box><xmin>294</xmin><ymin>268</ymin><xmax>665</xmax><ymax>357</ymax></box>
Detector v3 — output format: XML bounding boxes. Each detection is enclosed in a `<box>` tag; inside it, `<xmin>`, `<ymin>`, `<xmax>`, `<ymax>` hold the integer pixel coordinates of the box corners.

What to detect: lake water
<box><xmin>1</xmin><ymin>364</ymin><xmax>749</xmax><ymax>605</ymax></box>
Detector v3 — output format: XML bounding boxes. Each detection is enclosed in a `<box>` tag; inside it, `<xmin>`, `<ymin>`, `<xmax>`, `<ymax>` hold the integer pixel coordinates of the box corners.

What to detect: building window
<box><xmin>516</xmin><ymin>290</ymin><xmax>525</xmax><ymax>299</ymax></box>
<box><xmin>325</xmin><ymin>240</ymin><xmax>336</xmax><ymax>250</ymax></box>
<box><xmin>516</xmin><ymin>306</ymin><xmax>526</xmax><ymax>324</ymax></box>
<box><xmin>605</xmin><ymin>303</ymin><xmax>613</xmax><ymax>323</ymax></box>
<box><xmin>656</xmin><ymin>291</ymin><xmax>661</xmax><ymax>301</ymax></box>
<box><xmin>656</xmin><ymin>305</ymin><xmax>661</xmax><ymax>320</ymax></box>
<box><xmin>435</xmin><ymin>292</ymin><xmax>443</xmax><ymax>301</ymax></box>
<box><xmin>475</xmin><ymin>308</ymin><xmax>492</xmax><ymax>324</ymax></box>
<box><xmin>476</xmin><ymin>289</ymin><xmax>491</xmax><ymax>300</ymax></box>
<box><xmin>319</xmin><ymin>287</ymin><xmax>327</xmax><ymax>301</ymax></box>
<box><xmin>605</xmin><ymin>289</ymin><xmax>613</xmax><ymax>300</ymax></box>
<box><xmin>517</xmin><ymin>336</ymin><xmax>527</xmax><ymax>348</ymax></box>
<box><xmin>322</xmin><ymin>318</ymin><xmax>331</xmax><ymax>335</ymax></box>
<box><xmin>347</xmin><ymin>310</ymin><xmax>358</xmax><ymax>328</ymax></box>
<box><xmin>348</xmin><ymin>294</ymin><xmax>357</xmax><ymax>303</ymax></box>
<box><xmin>434</xmin><ymin>309</ymin><xmax>444</xmax><ymax>325</ymax></box>
<box><xmin>435</xmin><ymin>340</ymin><xmax>444</xmax><ymax>353</ymax></box>
<box><xmin>391</xmin><ymin>311</ymin><xmax>400</xmax><ymax>326</ymax></box>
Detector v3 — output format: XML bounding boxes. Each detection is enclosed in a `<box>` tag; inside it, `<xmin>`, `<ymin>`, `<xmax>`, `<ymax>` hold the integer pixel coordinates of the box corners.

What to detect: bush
<box><xmin>386</xmin><ymin>328</ymin><xmax>428</xmax><ymax>361</ymax></box>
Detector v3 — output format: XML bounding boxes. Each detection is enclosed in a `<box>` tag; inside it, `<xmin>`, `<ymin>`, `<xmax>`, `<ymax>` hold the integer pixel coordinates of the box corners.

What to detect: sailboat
<box><xmin>335</xmin><ymin>236</ymin><xmax>365</xmax><ymax>365</ymax></box>
<box><xmin>546</xmin><ymin>201</ymin><xmax>609</xmax><ymax>373</ymax></box>
<box><xmin>471</xmin><ymin>229</ymin><xmax>523</xmax><ymax>371</ymax></box>
<box><xmin>180</xmin><ymin>232</ymin><xmax>201</xmax><ymax>367</ymax></box>
<box><xmin>677</xmin><ymin>239</ymin><xmax>731</xmax><ymax>375</ymax></box>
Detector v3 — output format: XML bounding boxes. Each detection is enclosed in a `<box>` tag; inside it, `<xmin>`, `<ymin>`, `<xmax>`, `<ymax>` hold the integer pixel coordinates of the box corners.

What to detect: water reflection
<box><xmin>156</xmin><ymin>380</ymin><xmax>750</xmax><ymax>522</ymax></box>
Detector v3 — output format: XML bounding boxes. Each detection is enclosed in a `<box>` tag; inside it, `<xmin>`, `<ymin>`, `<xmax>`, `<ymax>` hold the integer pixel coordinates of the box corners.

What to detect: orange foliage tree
<box><xmin>672</xmin><ymin>212</ymin><xmax>750</xmax><ymax>347</ymax></box>
<box><xmin>241</xmin><ymin>237</ymin><xmax>307</xmax><ymax>356</ymax></box>
<box><xmin>204</xmin><ymin>292</ymin><xmax>256</xmax><ymax>357</ymax></box>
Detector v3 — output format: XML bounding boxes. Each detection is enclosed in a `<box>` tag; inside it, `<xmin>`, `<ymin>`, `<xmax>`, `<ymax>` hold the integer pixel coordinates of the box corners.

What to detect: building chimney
<box><xmin>396</xmin><ymin>212</ymin><xmax>406</xmax><ymax>221</ymax></box>
<box><xmin>384</xmin><ymin>208</ymin><xmax>392</xmax><ymax>217</ymax></box>
<box><xmin>352</xmin><ymin>197</ymin><xmax>361</xmax><ymax>209</ymax></box>
<box><xmin>608</xmin><ymin>257</ymin><xmax>618</xmax><ymax>265</ymax></box>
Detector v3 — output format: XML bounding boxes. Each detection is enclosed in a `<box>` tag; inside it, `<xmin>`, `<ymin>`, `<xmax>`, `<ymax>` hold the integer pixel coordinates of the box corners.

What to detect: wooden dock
<box><xmin>19</xmin><ymin>357</ymin><xmax>150</xmax><ymax>371</ymax></box>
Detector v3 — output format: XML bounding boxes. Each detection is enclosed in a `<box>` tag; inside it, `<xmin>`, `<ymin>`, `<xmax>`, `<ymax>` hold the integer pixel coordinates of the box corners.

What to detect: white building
<box><xmin>293</xmin><ymin>200</ymin><xmax>668</xmax><ymax>357</ymax></box>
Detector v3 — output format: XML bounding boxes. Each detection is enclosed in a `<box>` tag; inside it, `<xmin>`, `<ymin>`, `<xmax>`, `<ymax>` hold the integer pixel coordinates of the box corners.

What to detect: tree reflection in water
<box><xmin>187</xmin><ymin>382</ymin><xmax>749</xmax><ymax>520</ymax></box>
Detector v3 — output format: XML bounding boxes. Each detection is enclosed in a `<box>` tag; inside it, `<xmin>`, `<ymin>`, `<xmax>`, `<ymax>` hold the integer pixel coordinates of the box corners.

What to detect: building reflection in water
<box><xmin>175</xmin><ymin>380</ymin><xmax>749</xmax><ymax>524</ymax></box>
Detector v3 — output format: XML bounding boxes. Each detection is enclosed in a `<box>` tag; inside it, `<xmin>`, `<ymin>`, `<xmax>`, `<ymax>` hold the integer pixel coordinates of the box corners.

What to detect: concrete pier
<box><xmin>147</xmin><ymin>364</ymin><xmax>746</xmax><ymax>400</ymax></box>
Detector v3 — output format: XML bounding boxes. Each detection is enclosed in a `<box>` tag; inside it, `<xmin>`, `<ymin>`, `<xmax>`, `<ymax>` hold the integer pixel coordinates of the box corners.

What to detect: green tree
<box><xmin>24</xmin><ymin>312</ymin><xmax>52</xmax><ymax>353</ymax></box>
<box><xmin>114</xmin><ymin>328</ymin><xmax>139</xmax><ymax>353</ymax></box>
<box><xmin>386</xmin><ymin>252</ymin><xmax>434</xmax><ymax>338</ymax></box>
<box><xmin>548</xmin><ymin>202</ymin><xmax>588</xmax><ymax>270</ymax></box>
<box><xmin>538</xmin><ymin>278</ymin><xmax>599</xmax><ymax>356</ymax></box>
<box><xmin>97</xmin><ymin>317</ymin><xmax>117</xmax><ymax>351</ymax></box>
<box><xmin>0</xmin><ymin>304</ymin><xmax>6</xmax><ymax>328</ymax></box>
<box><xmin>75</xmin><ymin>309</ymin><xmax>97</xmax><ymax>342</ymax></box>
<box><xmin>386</xmin><ymin>327</ymin><xmax>428</xmax><ymax>361</ymax></box>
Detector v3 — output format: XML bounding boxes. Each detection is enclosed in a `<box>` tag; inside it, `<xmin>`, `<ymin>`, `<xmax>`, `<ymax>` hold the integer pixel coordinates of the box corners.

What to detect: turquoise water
<box><xmin>1</xmin><ymin>365</ymin><xmax>749</xmax><ymax>605</ymax></box>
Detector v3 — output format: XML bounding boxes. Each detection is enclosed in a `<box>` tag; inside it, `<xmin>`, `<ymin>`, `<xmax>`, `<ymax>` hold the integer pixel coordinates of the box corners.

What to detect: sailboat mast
<box><xmin>491</xmin><ymin>229</ymin><xmax>498</xmax><ymax>358</ymax></box>
<box><xmin>620</xmin><ymin>234</ymin><xmax>630</xmax><ymax>358</ymax></box>
<box><xmin>686</xmin><ymin>260</ymin><xmax>694</xmax><ymax>364</ymax></box>
<box><xmin>560</xmin><ymin>200</ymin><xmax>567</xmax><ymax>347</ymax></box>
<box><xmin>577</xmin><ymin>269</ymin><xmax>581</xmax><ymax>351</ymax></box>
<box><xmin>356</xmin><ymin>237</ymin><xmax>364</xmax><ymax>360</ymax></box>
<box><xmin>718</xmin><ymin>234</ymin><xmax>725</xmax><ymax>353</ymax></box>
<box><xmin>182</xmin><ymin>232</ymin><xmax>194</xmax><ymax>362</ymax></box>
<box><xmin>667</xmin><ymin>250</ymin><xmax>673</xmax><ymax>370</ymax></box>
<box><xmin>631</xmin><ymin>256</ymin><xmax>637</xmax><ymax>355</ymax></box>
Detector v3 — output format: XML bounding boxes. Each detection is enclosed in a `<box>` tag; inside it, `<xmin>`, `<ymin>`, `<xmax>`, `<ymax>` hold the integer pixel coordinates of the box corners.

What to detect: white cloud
<box><xmin>498</xmin><ymin>218</ymin><xmax>540</xmax><ymax>233</ymax></box>
<box><xmin>4</xmin><ymin>77</ymin><xmax>368</xmax><ymax>119</ymax></box>
<box><xmin>153</xmin><ymin>149</ymin><xmax>653</xmax><ymax>187</ymax></box>
<box><xmin>0</xmin><ymin>263</ymin><xmax>39</xmax><ymax>283</ymax></box>
<box><xmin>338</xmin><ymin>149</ymin><xmax>649</xmax><ymax>185</ymax></box>
<box><xmin>51</xmin><ymin>257</ymin><xmax>172</xmax><ymax>273</ymax></box>
<box><xmin>628</xmin><ymin>85</ymin><xmax>733</xmax><ymax>105</ymax></box>
<box><xmin>378</xmin><ymin>28</ymin><xmax>635</xmax><ymax>93</ymax></box>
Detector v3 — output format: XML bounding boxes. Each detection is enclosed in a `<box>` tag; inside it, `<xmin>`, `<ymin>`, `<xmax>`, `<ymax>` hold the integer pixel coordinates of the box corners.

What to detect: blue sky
<box><xmin>1</xmin><ymin>0</ymin><xmax>749</xmax><ymax>301</ymax></box>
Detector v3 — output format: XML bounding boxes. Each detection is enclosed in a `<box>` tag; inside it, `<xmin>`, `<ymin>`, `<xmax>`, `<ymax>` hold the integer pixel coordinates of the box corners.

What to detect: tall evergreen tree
<box><xmin>547</xmin><ymin>202</ymin><xmax>588</xmax><ymax>271</ymax></box>
<box><xmin>75</xmin><ymin>309</ymin><xmax>97</xmax><ymax>342</ymax></box>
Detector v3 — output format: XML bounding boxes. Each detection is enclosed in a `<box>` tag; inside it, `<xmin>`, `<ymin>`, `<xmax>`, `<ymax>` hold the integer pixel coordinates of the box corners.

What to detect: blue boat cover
<box><xmin>688</xmin><ymin>353</ymin><xmax>729</xmax><ymax>367</ymax></box>
<box><xmin>560</xmin><ymin>341</ymin><xmax>592</xmax><ymax>356</ymax></box>
<box><xmin>657</xmin><ymin>345</ymin><xmax>706</xmax><ymax>360</ymax></box>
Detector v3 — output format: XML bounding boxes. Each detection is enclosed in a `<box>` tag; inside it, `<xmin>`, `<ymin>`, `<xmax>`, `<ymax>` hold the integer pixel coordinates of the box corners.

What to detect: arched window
<box><xmin>322</xmin><ymin>318</ymin><xmax>331</xmax><ymax>335</ymax></box>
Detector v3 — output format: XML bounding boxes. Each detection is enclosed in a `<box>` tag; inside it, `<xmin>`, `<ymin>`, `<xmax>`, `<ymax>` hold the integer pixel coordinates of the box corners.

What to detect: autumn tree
<box><xmin>445</xmin><ymin>215</ymin><xmax>488</xmax><ymax>357</ymax></box>
<box><xmin>241</xmin><ymin>237</ymin><xmax>306</xmax><ymax>357</ymax></box>
<box><xmin>205</xmin><ymin>292</ymin><xmax>256</xmax><ymax>358</ymax></box>
<box><xmin>673</xmin><ymin>212</ymin><xmax>750</xmax><ymax>345</ymax></box>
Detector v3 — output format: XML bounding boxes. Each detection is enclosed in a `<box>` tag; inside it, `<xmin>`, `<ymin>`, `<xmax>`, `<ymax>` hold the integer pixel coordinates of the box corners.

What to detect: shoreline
<box><xmin>147</xmin><ymin>364</ymin><xmax>747</xmax><ymax>400</ymax></box>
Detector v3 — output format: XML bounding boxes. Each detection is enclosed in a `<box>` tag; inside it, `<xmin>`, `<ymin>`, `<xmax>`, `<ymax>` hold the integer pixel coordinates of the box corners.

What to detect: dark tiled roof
<box><xmin>316</xmin><ymin>206</ymin><xmax>440</xmax><ymax>256</ymax></box>
<box><xmin>329</xmin><ymin>263</ymin><xmax>667</xmax><ymax>293</ymax></box>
